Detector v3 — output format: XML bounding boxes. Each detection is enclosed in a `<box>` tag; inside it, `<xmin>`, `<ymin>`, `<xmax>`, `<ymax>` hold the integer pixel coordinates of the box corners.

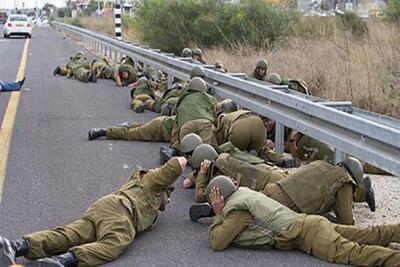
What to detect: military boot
<box><xmin>364</xmin><ymin>176</ymin><xmax>376</xmax><ymax>212</ymax></box>
<box><xmin>159</xmin><ymin>146</ymin><xmax>177</xmax><ymax>164</ymax></box>
<box><xmin>161</xmin><ymin>103</ymin><xmax>174</xmax><ymax>116</ymax></box>
<box><xmin>0</xmin><ymin>236</ymin><xmax>29</xmax><ymax>264</ymax></box>
<box><xmin>135</xmin><ymin>103</ymin><xmax>146</xmax><ymax>113</ymax></box>
<box><xmin>189</xmin><ymin>203</ymin><xmax>215</xmax><ymax>222</ymax></box>
<box><xmin>53</xmin><ymin>66</ymin><xmax>61</xmax><ymax>76</ymax></box>
<box><xmin>37</xmin><ymin>251</ymin><xmax>78</xmax><ymax>267</ymax></box>
<box><xmin>90</xmin><ymin>70</ymin><xmax>97</xmax><ymax>83</ymax></box>
<box><xmin>88</xmin><ymin>128</ymin><xmax>106</xmax><ymax>141</ymax></box>
<box><xmin>82</xmin><ymin>71</ymin><xmax>92</xmax><ymax>83</ymax></box>
<box><xmin>280</xmin><ymin>158</ymin><xmax>301</xmax><ymax>168</ymax></box>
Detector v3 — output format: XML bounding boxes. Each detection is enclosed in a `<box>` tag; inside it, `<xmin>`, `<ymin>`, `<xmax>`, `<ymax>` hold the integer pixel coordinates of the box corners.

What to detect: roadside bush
<box><xmin>57</xmin><ymin>7</ymin><xmax>71</xmax><ymax>18</ymax></box>
<box><xmin>338</xmin><ymin>11</ymin><xmax>368</xmax><ymax>38</ymax></box>
<box><xmin>385</xmin><ymin>0</ymin><xmax>400</xmax><ymax>21</ymax></box>
<box><xmin>71</xmin><ymin>18</ymin><xmax>83</xmax><ymax>27</ymax></box>
<box><xmin>133</xmin><ymin>0</ymin><xmax>299</xmax><ymax>53</ymax></box>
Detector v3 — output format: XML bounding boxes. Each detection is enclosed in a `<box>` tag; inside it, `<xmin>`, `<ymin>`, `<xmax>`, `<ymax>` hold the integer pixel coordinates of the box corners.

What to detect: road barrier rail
<box><xmin>53</xmin><ymin>22</ymin><xmax>400</xmax><ymax>176</ymax></box>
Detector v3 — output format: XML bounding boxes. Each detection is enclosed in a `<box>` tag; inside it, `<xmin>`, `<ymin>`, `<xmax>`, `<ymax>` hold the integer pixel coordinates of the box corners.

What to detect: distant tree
<box><xmin>386</xmin><ymin>0</ymin><xmax>400</xmax><ymax>21</ymax></box>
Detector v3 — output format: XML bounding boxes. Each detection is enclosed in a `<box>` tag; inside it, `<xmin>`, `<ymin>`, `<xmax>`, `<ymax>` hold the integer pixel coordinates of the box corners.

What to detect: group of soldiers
<box><xmin>0</xmin><ymin>48</ymin><xmax>398</xmax><ymax>267</ymax></box>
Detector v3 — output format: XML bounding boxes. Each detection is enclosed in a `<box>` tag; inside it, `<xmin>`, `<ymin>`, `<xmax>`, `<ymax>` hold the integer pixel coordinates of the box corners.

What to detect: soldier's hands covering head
<box><xmin>177</xmin><ymin>156</ymin><xmax>188</xmax><ymax>173</ymax></box>
<box><xmin>200</xmin><ymin>160</ymin><xmax>211</xmax><ymax>174</ymax></box>
<box><xmin>209</xmin><ymin>187</ymin><xmax>225</xmax><ymax>215</ymax></box>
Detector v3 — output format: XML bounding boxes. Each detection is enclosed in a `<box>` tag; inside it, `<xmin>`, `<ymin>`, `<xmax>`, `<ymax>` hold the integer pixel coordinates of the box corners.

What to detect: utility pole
<box><xmin>114</xmin><ymin>0</ymin><xmax>122</xmax><ymax>40</ymax></box>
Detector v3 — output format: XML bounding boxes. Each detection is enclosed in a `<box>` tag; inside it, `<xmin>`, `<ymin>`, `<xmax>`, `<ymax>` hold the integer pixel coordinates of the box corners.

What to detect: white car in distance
<box><xmin>3</xmin><ymin>14</ymin><xmax>32</xmax><ymax>38</ymax></box>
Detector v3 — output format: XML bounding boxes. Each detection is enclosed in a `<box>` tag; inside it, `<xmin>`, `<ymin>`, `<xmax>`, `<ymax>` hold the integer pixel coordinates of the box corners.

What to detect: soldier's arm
<box><xmin>141</xmin><ymin>157</ymin><xmax>183</xmax><ymax>193</ymax></box>
<box><xmin>208</xmin><ymin>210</ymin><xmax>253</xmax><ymax>251</ymax></box>
<box><xmin>114</xmin><ymin>72</ymin><xmax>123</xmax><ymax>87</ymax></box>
<box><xmin>194</xmin><ymin>172</ymin><xmax>208</xmax><ymax>203</ymax></box>
<box><xmin>334</xmin><ymin>183</ymin><xmax>355</xmax><ymax>225</ymax></box>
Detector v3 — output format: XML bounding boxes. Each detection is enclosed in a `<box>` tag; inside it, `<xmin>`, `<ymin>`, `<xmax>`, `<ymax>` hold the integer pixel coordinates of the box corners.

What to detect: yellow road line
<box><xmin>0</xmin><ymin>39</ymin><xmax>30</xmax><ymax>204</ymax></box>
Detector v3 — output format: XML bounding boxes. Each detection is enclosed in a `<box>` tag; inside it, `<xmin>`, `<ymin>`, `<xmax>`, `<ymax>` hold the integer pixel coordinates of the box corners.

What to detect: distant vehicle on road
<box><xmin>3</xmin><ymin>14</ymin><xmax>32</xmax><ymax>38</ymax></box>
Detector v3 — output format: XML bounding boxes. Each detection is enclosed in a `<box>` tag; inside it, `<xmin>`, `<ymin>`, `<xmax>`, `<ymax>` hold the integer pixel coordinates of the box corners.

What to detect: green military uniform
<box><xmin>170</xmin><ymin>90</ymin><xmax>218</xmax><ymax>150</ymax></box>
<box><xmin>264</xmin><ymin>160</ymin><xmax>358</xmax><ymax>225</ymax></box>
<box><xmin>216</xmin><ymin>110</ymin><xmax>266</xmax><ymax>153</ymax></box>
<box><xmin>115</xmin><ymin>64</ymin><xmax>137</xmax><ymax>87</ymax></box>
<box><xmin>23</xmin><ymin>158</ymin><xmax>183</xmax><ymax>267</ymax></box>
<box><xmin>159</xmin><ymin>87</ymin><xmax>182</xmax><ymax>116</ymax></box>
<box><xmin>57</xmin><ymin>53</ymin><xmax>92</xmax><ymax>82</ymax></box>
<box><xmin>91</xmin><ymin>57</ymin><xmax>115</xmax><ymax>79</ymax></box>
<box><xmin>194</xmin><ymin>151</ymin><xmax>288</xmax><ymax>203</ymax></box>
<box><xmin>130</xmin><ymin>80</ymin><xmax>156</xmax><ymax>111</ymax></box>
<box><xmin>105</xmin><ymin>116</ymin><xmax>175</xmax><ymax>142</ymax></box>
<box><xmin>293</xmin><ymin>134</ymin><xmax>388</xmax><ymax>175</ymax></box>
<box><xmin>209</xmin><ymin>187</ymin><xmax>400</xmax><ymax>266</ymax></box>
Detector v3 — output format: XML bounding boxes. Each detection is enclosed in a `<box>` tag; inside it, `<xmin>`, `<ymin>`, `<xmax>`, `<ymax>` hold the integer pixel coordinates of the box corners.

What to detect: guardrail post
<box><xmin>334</xmin><ymin>149</ymin><xmax>346</xmax><ymax>164</ymax></box>
<box><xmin>275</xmin><ymin>122</ymin><xmax>285</xmax><ymax>154</ymax></box>
<box><xmin>167</xmin><ymin>74</ymin><xmax>174</xmax><ymax>89</ymax></box>
<box><xmin>143</xmin><ymin>63</ymin><xmax>149</xmax><ymax>72</ymax></box>
<box><xmin>154</xmin><ymin>69</ymin><xmax>160</xmax><ymax>81</ymax></box>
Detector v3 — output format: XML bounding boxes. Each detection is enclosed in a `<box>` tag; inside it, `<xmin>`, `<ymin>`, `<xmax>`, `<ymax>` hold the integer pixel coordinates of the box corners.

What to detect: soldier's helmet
<box><xmin>180</xmin><ymin>133</ymin><xmax>203</xmax><ymax>154</ymax></box>
<box><xmin>182</xmin><ymin>48</ymin><xmax>192</xmax><ymax>57</ymax></box>
<box><xmin>267</xmin><ymin>73</ymin><xmax>282</xmax><ymax>85</ymax></box>
<box><xmin>340</xmin><ymin>157</ymin><xmax>364</xmax><ymax>185</ymax></box>
<box><xmin>256</xmin><ymin>59</ymin><xmax>268</xmax><ymax>70</ymax></box>
<box><xmin>206</xmin><ymin>175</ymin><xmax>237</xmax><ymax>202</ymax></box>
<box><xmin>171</xmin><ymin>82</ymin><xmax>183</xmax><ymax>90</ymax></box>
<box><xmin>215</xmin><ymin>60</ymin><xmax>224</xmax><ymax>69</ymax></box>
<box><xmin>193</xmin><ymin>48</ymin><xmax>203</xmax><ymax>56</ymax></box>
<box><xmin>218</xmin><ymin>99</ymin><xmax>238</xmax><ymax>115</ymax></box>
<box><xmin>188</xmin><ymin>77</ymin><xmax>208</xmax><ymax>92</ymax></box>
<box><xmin>190</xmin><ymin>65</ymin><xmax>206</xmax><ymax>79</ymax></box>
<box><xmin>191</xmin><ymin>144</ymin><xmax>219</xmax><ymax>169</ymax></box>
<box><xmin>137</xmin><ymin>76</ymin><xmax>148</xmax><ymax>86</ymax></box>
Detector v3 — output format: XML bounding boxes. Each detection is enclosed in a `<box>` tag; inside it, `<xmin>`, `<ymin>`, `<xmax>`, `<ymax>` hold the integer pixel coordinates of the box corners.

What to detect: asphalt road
<box><xmin>0</xmin><ymin>26</ymin><xmax>343</xmax><ymax>266</ymax></box>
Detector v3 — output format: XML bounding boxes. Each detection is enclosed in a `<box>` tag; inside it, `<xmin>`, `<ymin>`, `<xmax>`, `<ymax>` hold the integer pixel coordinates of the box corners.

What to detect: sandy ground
<box><xmin>354</xmin><ymin>174</ymin><xmax>400</xmax><ymax>227</ymax></box>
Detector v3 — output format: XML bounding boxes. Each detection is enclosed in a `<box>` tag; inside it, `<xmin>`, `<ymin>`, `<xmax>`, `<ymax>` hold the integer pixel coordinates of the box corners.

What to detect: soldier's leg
<box><xmin>106</xmin><ymin>116</ymin><xmax>167</xmax><ymax>141</ymax></box>
<box><xmin>23</xmin><ymin>218</ymin><xmax>96</xmax><ymax>260</ymax></box>
<box><xmin>131</xmin><ymin>97</ymin><xmax>145</xmax><ymax>111</ymax></box>
<box><xmin>363</xmin><ymin>161</ymin><xmax>388</xmax><ymax>175</ymax></box>
<box><xmin>73</xmin><ymin>67</ymin><xmax>91</xmax><ymax>82</ymax></box>
<box><xmin>71</xmin><ymin>195</ymin><xmax>136</xmax><ymax>266</ymax></box>
<box><xmin>197</xmin><ymin>119</ymin><xmax>218</xmax><ymax>148</ymax></box>
<box><xmin>334</xmin><ymin>223</ymin><xmax>400</xmax><ymax>246</ymax></box>
<box><xmin>300</xmin><ymin>215</ymin><xmax>400</xmax><ymax>266</ymax></box>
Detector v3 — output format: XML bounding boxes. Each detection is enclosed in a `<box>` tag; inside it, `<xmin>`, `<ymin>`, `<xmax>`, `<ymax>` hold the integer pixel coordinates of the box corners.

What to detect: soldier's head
<box><xmin>255</xmin><ymin>59</ymin><xmax>268</xmax><ymax>79</ymax></box>
<box><xmin>118</xmin><ymin>65</ymin><xmax>130</xmax><ymax>80</ymax></box>
<box><xmin>216</xmin><ymin>99</ymin><xmax>238</xmax><ymax>116</ymax></box>
<box><xmin>267</xmin><ymin>73</ymin><xmax>282</xmax><ymax>85</ymax></box>
<box><xmin>190</xmin><ymin>65</ymin><xmax>206</xmax><ymax>79</ymax></box>
<box><xmin>182</xmin><ymin>47</ymin><xmax>192</xmax><ymax>58</ymax></box>
<box><xmin>339</xmin><ymin>157</ymin><xmax>364</xmax><ymax>186</ymax></box>
<box><xmin>187</xmin><ymin>77</ymin><xmax>208</xmax><ymax>93</ymax></box>
<box><xmin>191</xmin><ymin>144</ymin><xmax>219</xmax><ymax>170</ymax></box>
<box><xmin>206</xmin><ymin>175</ymin><xmax>237</xmax><ymax>203</ymax></box>
<box><xmin>193</xmin><ymin>48</ymin><xmax>203</xmax><ymax>61</ymax></box>
<box><xmin>171</xmin><ymin>82</ymin><xmax>183</xmax><ymax>91</ymax></box>
<box><xmin>180</xmin><ymin>133</ymin><xmax>203</xmax><ymax>163</ymax></box>
<box><xmin>137</xmin><ymin>76</ymin><xmax>148</xmax><ymax>86</ymax></box>
<box><xmin>214</xmin><ymin>60</ymin><xmax>224</xmax><ymax>70</ymax></box>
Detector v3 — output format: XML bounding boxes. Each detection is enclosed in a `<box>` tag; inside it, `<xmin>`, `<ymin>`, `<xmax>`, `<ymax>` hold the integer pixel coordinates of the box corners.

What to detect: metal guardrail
<box><xmin>53</xmin><ymin>22</ymin><xmax>400</xmax><ymax>176</ymax></box>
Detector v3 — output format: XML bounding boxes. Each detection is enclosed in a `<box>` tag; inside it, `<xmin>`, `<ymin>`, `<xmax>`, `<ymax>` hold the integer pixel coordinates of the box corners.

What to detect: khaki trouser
<box><xmin>228</xmin><ymin>115</ymin><xmax>266</xmax><ymax>154</ymax></box>
<box><xmin>179</xmin><ymin>119</ymin><xmax>218</xmax><ymax>149</ymax></box>
<box><xmin>58</xmin><ymin>66</ymin><xmax>91</xmax><ymax>82</ymax></box>
<box><xmin>131</xmin><ymin>94</ymin><xmax>155</xmax><ymax>111</ymax></box>
<box><xmin>106</xmin><ymin>116</ymin><xmax>171</xmax><ymax>142</ymax></box>
<box><xmin>274</xmin><ymin>215</ymin><xmax>400</xmax><ymax>267</ymax></box>
<box><xmin>24</xmin><ymin>194</ymin><xmax>136</xmax><ymax>267</ymax></box>
<box><xmin>161</xmin><ymin>97</ymin><xmax>178</xmax><ymax>116</ymax></box>
<box><xmin>264</xmin><ymin>182</ymin><xmax>355</xmax><ymax>225</ymax></box>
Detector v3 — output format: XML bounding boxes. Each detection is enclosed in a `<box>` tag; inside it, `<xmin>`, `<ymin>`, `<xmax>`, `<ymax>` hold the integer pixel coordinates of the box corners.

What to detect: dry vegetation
<box><xmin>204</xmin><ymin>20</ymin><xmax>400</xmax><ymax>118</ymax></box>
<box><xmin>70</xmin><ymin>16</ymin><xmax>400</xmax><ymax>118</ymax></box>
